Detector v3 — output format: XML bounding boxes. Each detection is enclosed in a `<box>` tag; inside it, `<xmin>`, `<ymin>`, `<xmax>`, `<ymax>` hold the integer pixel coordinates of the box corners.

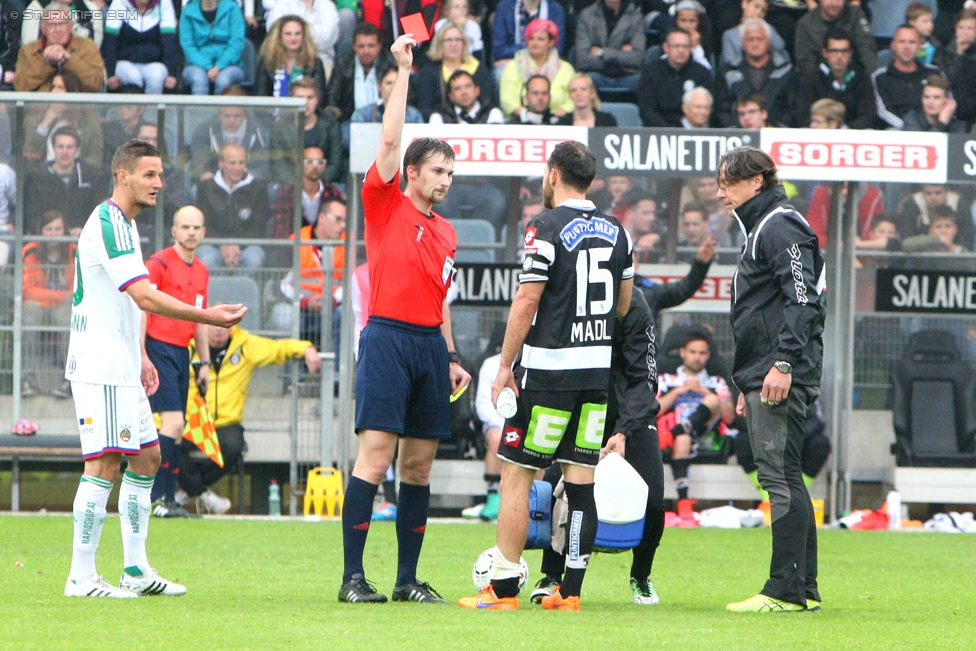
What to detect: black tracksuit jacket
<box><xmin>608</xmin><ymin>290</ymin><xmax>659</xmax><ymax>440</ymax></box>
<box><xmin>729</xmin><ymin>185</ymin><xmax>826</xmax><ymax>393</ymax></box>
<box><xmin>609</xmin><ymin>258</ymin><xmax>713</xmax><ymax>436</ymax></box>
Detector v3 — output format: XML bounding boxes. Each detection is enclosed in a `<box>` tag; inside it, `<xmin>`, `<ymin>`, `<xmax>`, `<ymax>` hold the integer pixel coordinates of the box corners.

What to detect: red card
<box><xmin>399</xmin><ymin>13</ymin><xmax>431</xmax><ymax>42</ymax></box>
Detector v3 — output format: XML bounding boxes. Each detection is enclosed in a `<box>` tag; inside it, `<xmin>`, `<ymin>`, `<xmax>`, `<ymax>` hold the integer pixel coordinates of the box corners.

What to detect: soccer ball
<box><xmin>472</xmin><ymin>546</ymin><xmax>529</xmax><ymax>592</ymax></box>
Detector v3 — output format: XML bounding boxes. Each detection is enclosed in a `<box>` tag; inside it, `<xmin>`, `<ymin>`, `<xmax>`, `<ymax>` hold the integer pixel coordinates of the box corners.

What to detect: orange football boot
<box><xmin>458</xmin><ymin>586</ymin><xmax>519</xmax><ymax>610</ymax></box>
<box><xmin>541</xmin><ymin>588</ymin><xmax>580</xmax><ymax>611</ymax></box>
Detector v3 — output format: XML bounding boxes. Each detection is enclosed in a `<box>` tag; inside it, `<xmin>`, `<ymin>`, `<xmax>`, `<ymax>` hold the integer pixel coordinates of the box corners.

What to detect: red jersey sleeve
<box><xmin>362</xmin><ymin>162</ymin><xmax>400</xmax><ymax>228</ymax></box>
<box><xmin>146</xmin><ymin>255</ymin><xmax>164</xmax><ymax>286</ymax></box>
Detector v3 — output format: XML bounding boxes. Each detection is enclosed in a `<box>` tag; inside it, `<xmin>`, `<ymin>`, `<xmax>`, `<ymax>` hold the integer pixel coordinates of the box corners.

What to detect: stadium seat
<box><xmin>240</xmin><ymin>40</ymin><xmax>257</xmax><ymax>89</ymax></box>
<box><xmin>876</xmin><ymin>48</ymin><xmax>893</xmax><ymax>71</ymax></box>
<box><xmin>304</xmin><ymin>466</ymin><xmax>344</xmax><ymax>517</ymax></box>
<box><xmin>209</xmin><ymin>275</ymin><xmax>262</xmax><ymax>331</ymax></box>
<box><xmin>267</xmin><ymin>181</ymin><xmax>282</xmax><ymax>207</ymax></box>
<box><xmin>891</xmin><ymin>330</ymin><xmax>976</xmax><ymax>467</ymax></box>
<box><xmin>601</xmin><ymin>102</ymin><xmax>642</xmax><ymax>128</ymax></box>
<box><xmin>452</xmin><ymin>218</ymin><xmax>496</xmax><ymax>263</ymax></box>
<box><xmin>181</xmin><ymin>106</ymin><xmax>213</xmax><ymax>147</ymax></box>
<box><xmin>643</xmin><ymin>45</ymin><xmax>663</xmax><ymax>65</ymax></box>
<box><xmin>450</xmin><ymin>308</ymin><xmax>482</xmax><ymax>364</ymax></box>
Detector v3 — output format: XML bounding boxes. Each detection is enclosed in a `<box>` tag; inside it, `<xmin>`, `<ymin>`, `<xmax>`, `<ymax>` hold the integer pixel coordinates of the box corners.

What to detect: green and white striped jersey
<box><xmin>65</xmin><ymin>201</ymin><xmax>149</xmax><ymax>387</ymax></box>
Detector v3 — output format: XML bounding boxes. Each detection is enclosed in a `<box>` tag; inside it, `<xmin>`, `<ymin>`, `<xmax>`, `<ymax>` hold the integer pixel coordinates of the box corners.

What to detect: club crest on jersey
<box><xmin>559</xmin><ymin>217</ymin><xmax>618</xmax><ymax>251</ymax></box>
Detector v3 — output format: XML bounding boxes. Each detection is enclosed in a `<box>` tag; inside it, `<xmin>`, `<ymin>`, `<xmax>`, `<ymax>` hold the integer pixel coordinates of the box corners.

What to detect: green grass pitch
<box><xmin>2</xmin><ymin>515</ymin><xmax>975</xmax><ymax>650</ymax></box>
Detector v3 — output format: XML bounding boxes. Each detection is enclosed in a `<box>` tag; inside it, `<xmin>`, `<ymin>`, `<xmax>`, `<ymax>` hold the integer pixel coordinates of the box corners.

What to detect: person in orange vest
<box><xmin>21</xmin><ymin>209</ymin><xmax>75</xmax><ymax>399</ymax></box>
<box><xmin>280</xmin><ymin>198</ymin><xmax>346</xmax><ymax>349</ymax></box>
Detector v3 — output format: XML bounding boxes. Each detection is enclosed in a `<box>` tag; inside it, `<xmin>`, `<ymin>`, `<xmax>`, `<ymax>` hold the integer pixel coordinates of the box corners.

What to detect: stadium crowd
<box><xmin>6</xmin><ymin>0</ymin><xmax>976</xmax><ymax>412</ymax></box>
<box><xmin>1</xmin><ymin>0</ymin><xmax>975</xmax><ymax>270</ymax></box>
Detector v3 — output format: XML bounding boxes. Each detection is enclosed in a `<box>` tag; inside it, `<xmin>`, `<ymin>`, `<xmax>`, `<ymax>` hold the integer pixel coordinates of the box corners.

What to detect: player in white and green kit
<box><xmin>64</xmin><ymin>140</ymin><xmax>247</xmax><ymax>598</ymax></box>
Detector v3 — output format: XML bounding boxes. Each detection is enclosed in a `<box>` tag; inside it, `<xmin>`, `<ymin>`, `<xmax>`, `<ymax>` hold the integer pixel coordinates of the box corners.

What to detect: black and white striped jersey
<box><xmin>518</xmin><ymin>199</ymin><xmax>634</xmax><ymax>391</ymax></box>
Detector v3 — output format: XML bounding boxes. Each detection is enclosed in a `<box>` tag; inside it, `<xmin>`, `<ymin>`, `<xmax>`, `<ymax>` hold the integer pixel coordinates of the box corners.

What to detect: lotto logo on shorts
<box><xmin>503</xmin><ymin>426</ymin><xmax>523</xmax><ymax>448</ymax></box>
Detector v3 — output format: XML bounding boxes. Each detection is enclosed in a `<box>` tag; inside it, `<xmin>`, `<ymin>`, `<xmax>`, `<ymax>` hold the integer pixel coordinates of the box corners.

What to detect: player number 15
<box><xmin>575</xmin><ymin>248</ymin><xmax>613</xmax><ymax>317</ymax></box>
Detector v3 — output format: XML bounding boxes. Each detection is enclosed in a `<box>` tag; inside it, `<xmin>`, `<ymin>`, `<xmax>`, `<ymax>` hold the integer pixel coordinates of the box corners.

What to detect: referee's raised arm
<box><xmin>375</xmin><ymin>34</ymin><xmax>419</xmax><ymax>183</ymax></box>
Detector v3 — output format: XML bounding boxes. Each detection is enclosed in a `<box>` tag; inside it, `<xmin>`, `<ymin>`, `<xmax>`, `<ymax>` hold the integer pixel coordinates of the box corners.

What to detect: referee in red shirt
<box><xmin>339</xmin><ymin>33</ymin><xmax>472</xmax><ymax>604</ymax></box>
<box><xmin>144</xmin><ymin>206</ymin><xmax>212</xmax><ymax>517</ymax></box>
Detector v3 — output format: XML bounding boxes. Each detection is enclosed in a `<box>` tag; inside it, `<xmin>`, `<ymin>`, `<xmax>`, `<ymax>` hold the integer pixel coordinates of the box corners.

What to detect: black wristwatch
<box><xmin>448</xmin><ymin>350</ymin><xmax>460</xmax><ymax>364</ymax></box>
<box><xmin>773</xmin><ymin>361</ymin><xmax>793</xmax><ymax>374</ymax></box>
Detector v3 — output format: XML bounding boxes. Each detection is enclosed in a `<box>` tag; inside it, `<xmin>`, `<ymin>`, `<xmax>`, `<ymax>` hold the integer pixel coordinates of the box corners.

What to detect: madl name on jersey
<box><xmin>559</xmin><ymin>217</ymin><xmax>619</xmax><ymax>251</ymax></box>
<box><xmin>572</xmin><ymin>318</ymin><xmax>611</xmax><ymax>342</ymax></box>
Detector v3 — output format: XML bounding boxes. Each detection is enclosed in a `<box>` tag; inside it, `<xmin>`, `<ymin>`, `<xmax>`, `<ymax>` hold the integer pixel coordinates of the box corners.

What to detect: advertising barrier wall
<box><xmin>592</xmin><ymin>128</ymin><xmax>755</xmax><ymax>177</ymax></box>
<box><xmin>760</xmin><ymin>128</ymin><xmax>949</xmax><ymax>183</ymax></box>
<box><xmin>452</xmin><ymin>263</ymin><xmax>735</xmax><ymax>312</ymax></box>
<box><xmin>948</xmin><ymin>133</ymin><xmax>976</xmax><ymax>183</ymax></box>
<box><xmin>352</xmin><ymin>124</ymin><xmax>971</xmax><ymax>184</ymax></box>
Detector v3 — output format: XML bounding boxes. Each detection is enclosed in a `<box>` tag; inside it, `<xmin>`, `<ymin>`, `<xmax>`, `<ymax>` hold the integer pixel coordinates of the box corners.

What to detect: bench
<box><xmin>429</xmin><ymin>459</ymin><xmax>828</xmax><ymax>506</ymax></box>
<box><xmin>0</xmin><ymin>434</ymin><xmax>82</xmax><ymax>512</ymax></box>
<box><xmin>885</xmin><ymin>467</ymin><xmax>976</xmax><ymax>504</ymax></box>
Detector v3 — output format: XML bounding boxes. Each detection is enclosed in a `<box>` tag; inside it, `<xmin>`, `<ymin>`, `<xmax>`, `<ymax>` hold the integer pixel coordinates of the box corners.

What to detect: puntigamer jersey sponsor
<box><xmin>65</xmin><ymin>201</ymin><xmax>150</xmax><ymax>387</ymax></box>
<box><xmin>518</xmin><ymin>199</ymin><xmax>634</xmax><ymax>391</ymax></box>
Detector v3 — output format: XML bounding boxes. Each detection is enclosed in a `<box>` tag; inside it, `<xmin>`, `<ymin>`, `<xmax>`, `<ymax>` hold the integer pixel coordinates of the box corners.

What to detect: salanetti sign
<box><xmin>452</xmin><ymin>263</ymin><xmax>521</xmax><ymax>306</ymax></box>
<box><xmin>592</xmin><ymin>128</ymin><xmax>757</xmax><ymax>176</ymax></box>
<box><xmin>947</xmin><ymin>133</ymin><xmax>976</xmax><ymax>182</ymax></box>
<box><xmin>875</xmin><ymin>269</ymin><xmax>976</xmax><ymax>314</ymax></box>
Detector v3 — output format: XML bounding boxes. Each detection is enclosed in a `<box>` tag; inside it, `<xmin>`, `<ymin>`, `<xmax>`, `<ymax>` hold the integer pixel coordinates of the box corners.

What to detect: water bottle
<box><xmin>886</xmin><ymin>490</ymin><xmax>901</xmax><ymax>529</ymax></box>
<box><xmin>496</xmin><ymin>388</ymin><xmax>518</xmax><ymax>419</ymax></box>
<box><xmin>268</xmin><ymin>480</ymin><xmax>282</xmax><ymax>517</ymax></box>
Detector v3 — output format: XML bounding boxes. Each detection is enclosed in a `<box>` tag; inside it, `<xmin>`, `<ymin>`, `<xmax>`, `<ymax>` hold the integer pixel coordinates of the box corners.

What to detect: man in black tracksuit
<box><xmin>871</xmin><ymin>25</ymin><xmax>944</xmax><ymax>130</ymax></box>
<box><xmin>532</xmin><ymin>240</ymin><xmax>717</xmax><ymax>605</ymax></box>
<box><xmin>718</xmin><ymin>146</ymin><xmax>826</xmax><ymax>613</ymax></box>
<box><xmin>794</xmin><ymin>29</ymin><xmax>876</xmax><ymax>130</ymax></box>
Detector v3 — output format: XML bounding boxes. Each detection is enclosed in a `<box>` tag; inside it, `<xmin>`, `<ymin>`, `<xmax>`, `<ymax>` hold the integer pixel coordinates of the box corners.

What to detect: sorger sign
<box><xmin>760</xmin><ymin>128</ymin><xmax>947</xmax><ymax>183</ymax></box>
<box><xmin>401</xmin><ymin>124</ymin><xmax>588</xmax><ymax>176</ymax></box>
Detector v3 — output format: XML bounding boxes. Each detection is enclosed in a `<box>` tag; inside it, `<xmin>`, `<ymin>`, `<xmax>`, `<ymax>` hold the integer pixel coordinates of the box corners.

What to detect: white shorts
<box><xmin>71</xmin><ymin>382</ymin><xmax>158</xmax><ymax>459</ymax></box>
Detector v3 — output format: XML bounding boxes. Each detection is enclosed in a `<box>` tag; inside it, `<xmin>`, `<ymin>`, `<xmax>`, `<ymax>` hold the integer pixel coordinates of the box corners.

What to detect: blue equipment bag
<box><xmin>525</xmin><ymin>480</ymin><xmax>552</xmax><ymax>550</ymax></box>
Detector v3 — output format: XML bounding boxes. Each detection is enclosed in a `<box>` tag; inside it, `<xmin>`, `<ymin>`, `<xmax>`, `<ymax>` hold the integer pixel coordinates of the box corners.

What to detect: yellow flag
<box><xmin>183</xmin><ymin>394</ymin><xmax>224</xmax><ymax>468</ymax></box>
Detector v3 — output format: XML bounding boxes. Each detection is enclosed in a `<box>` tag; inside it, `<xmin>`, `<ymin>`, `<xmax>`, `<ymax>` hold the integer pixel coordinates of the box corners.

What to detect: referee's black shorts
<box><xmin>145</xmin><ymin>335</ymin><xmax>190</xmax><ymax>413</ymax></box>
<box><xmin>355</xmin><ymin>316</ymin><xmax>451</xmax><ymax>439</ymax></box>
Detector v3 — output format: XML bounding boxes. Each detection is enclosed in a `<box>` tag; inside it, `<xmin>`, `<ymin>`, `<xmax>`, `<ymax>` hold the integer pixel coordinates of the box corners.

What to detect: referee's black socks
<box><xmin>342</xmin><ymin>476</ymin><xmax>378</xmax><ymax>583</ymax></box>
<box><xmin>395</xmin><ymin>482</ymin><xmax>430</xmax><ymax>586</ymax></box>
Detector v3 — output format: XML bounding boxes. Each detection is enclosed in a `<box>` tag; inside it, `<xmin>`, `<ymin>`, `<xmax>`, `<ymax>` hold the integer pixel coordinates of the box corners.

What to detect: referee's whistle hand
<box><xmin>450</xmin><ymin>362</ymin><xmax>472</xmax><ymax>394</ymax></box>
